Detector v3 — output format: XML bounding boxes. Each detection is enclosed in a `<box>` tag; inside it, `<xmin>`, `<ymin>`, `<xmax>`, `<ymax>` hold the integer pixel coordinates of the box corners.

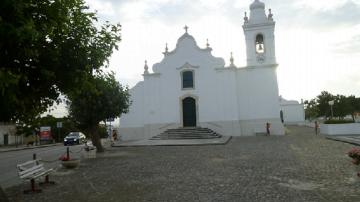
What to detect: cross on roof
<box><xmin>184</xmin><ymin>25</ymin><xmax>188</xmax><ymax>33</ymax></box>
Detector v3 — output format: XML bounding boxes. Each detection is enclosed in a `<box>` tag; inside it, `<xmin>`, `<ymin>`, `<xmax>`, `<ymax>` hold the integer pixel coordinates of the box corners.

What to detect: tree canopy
<box><xmin>67</xmin><ymin>73</ymin><xmax>130</xmax><ymax>152</ymax></box>
<box><xmin>0</xmin><ymin>0</ymin><xmax>121</xmax><ymax>122</ymax></box>
<box><xmin>304</xmin><ymin>91</ymin><xmax>360</xmax><ymax>121</ymax></box>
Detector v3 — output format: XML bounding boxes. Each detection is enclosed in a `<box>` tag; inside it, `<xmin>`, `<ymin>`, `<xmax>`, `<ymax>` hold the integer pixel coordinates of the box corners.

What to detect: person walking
<box><xmin>266</xmin><ymin>122</ymin><xmax>271</xmax><ymax>136</ymax></box>
<box><xmin>112</xmin><ymin>130</ymin><xmax>118</xmax><ymax>141</ymax></box>
<box><xmin>315</xmin><ymin>121</ymin><xmax>319</xmax><ymax>135</ymax></box>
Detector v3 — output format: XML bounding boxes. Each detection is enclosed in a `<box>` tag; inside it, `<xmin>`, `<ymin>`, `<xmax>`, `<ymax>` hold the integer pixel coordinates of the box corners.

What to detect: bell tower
<box><xmin>243</xmin><ymin>0</ymin><xmax>276</xmax><ymax>66</ymax></box>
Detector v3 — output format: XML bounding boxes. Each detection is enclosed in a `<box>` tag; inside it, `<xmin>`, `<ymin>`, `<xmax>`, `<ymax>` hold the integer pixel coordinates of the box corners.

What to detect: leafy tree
<box><xmin>356</xmin><ymin>98</ymin><xmax>360</xmax><ymax>115</ymax></box>
<box><xmin>0</xmin><ymin>0</ymin><xmax>121</xmax><ymax>123</ymax></box>
<box><xmin>304</xmin><ymin>91</ymin><xmax>360</xmax><ymax>120</ymax></box>
<box><xmin>304</xmin><ymin>99</ymin><xmax>319</xmax><ymax>120</ymax></box>
<box><xmin>346</xmin><ymin>96</ymin><xmax>360</xmax><ymax>121</ymax></box>
<box><xmin>332</xmin><ymin>95</ymin><xmax>351</xmax><ymax>119</ymax></box>
<box><xmin>67</xmin><ymin>73</ymin><xmax>130</xmax><ymax>152</ymax></box>
<box><xmin>316</xmin><ymin>91</ymin><xmax>335</xmax><ymax>119</ymax></box>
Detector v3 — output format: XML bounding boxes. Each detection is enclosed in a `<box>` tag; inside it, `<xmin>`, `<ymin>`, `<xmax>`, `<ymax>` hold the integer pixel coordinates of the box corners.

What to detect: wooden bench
<box><xmin>17</xmin><ymin>160</ymin><xmax>55</xmax><ymax>193</ymax></box>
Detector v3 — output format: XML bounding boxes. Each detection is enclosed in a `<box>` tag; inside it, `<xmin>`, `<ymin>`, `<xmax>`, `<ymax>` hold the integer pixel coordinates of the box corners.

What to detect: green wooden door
<box><xmin>182</xmin><ymin>97</ymin><xmax>196</xmax><ymax>127</ymax></box>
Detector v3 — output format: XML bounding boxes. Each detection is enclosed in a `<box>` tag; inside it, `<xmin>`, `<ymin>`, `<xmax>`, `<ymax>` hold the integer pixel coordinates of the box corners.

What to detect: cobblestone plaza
<box><xmin>6</xmin><ymin>126</ymin><xmax>360</xmax><ymax>202</ymax></box>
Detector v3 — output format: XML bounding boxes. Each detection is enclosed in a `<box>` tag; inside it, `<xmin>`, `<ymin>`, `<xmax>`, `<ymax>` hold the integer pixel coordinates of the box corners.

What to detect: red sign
<box><xmin>40</xmin><ymin>126</ymin><xmax>52</xmax><ymax>140</ymax></box>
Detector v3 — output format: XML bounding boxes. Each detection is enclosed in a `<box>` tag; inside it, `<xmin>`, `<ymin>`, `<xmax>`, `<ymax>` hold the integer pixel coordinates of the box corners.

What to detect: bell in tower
<box><xmin>243</xmin><ymin>0</ymin><xmax>276</xmax><ymax>66</ymax></box>
<box><xmin>255</xmin><ymin>34</ymin><xmax>264</xmax><ymax>54</ymax></box>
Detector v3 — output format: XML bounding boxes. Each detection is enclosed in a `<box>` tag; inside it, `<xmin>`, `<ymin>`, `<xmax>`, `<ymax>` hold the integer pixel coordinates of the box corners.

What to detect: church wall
<box><xmin>196</xmin><ymin>68</ymin><xmax>222</xmax><ymax>123</ymax></box>
<box><xmin>200</xmin><ymin>121</ymin><xmax>242</xmax><ymax>136</ymax></box>
<box><xmin>235</xmin><ymin>66</ymin><xmax>284</xmax><ymax>135</ymax></box>
<box><xmin>120</xmin><ymin>82</ymin><xmax>145</xmax><ymax>127</ymax></box>
<box><xmin>143</xmin><ymin>74</ymin><xmax>164</xmax><ymax>125</ymax></box>
<box><xmin>236</xmin><ymin>67</ymin><xmax>280</xmax><ymax>120</ymax></box>
<box><xmin>160</xmin><ymin>76</ymin><xmax>182</xmax><ymax>124</ymax></box>
<box><xmin>120</xmin><ymin>126</ymin><xmax>145</xmax><ymax>141</ymax></box>
<box><xmin>214</xmin><ymin>69</ymin><xmax>239</xmax><ymax>122</ymax></box>
<box><xmin>239</xmin><ymin>118</ymin><xmax>283</xmax><ymax>135</ymax></box>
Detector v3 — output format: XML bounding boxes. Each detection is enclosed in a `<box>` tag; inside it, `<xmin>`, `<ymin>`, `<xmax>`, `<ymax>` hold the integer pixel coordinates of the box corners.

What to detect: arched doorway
<box><xmin>182</xmin><ymin>97</ymin><xmax>196</xmax><ymax>127</ymax></box>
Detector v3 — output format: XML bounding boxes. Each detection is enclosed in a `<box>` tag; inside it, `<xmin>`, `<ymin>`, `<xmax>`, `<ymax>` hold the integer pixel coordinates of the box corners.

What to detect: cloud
<box><xmin>311</xmin><ymin>1</ymin><xmax>360</xmax><ymax>27</ymax></box>
<box><xmin>269</xmin><ymin>0</ymin><xmax>360</xmax><ymax>31</ymax></box>
<box><xmin>293</xmin><ymin>0</ymin><xmax>348</xmax><ymax>11</ymax></box>
<box><xmin>86</xmin><ymin>0</ymin><xmax>115</xmax><ymax>16</ymax></box>
<box><xmin>333</xmin><ymin>34</ymin><xmax>360</xmax><ymax>55</ymax></box>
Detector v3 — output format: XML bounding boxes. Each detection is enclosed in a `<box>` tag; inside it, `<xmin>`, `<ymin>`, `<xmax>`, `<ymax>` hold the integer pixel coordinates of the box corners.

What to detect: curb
<box><xmin>0</xmin><ymin>143</ymin><xmax>62</xmax><ymax>153</ymax></box>
<box><xmin>325</xmin><ymin>136</ymin><xmax>360</xmax><ymax>146</ymax></box>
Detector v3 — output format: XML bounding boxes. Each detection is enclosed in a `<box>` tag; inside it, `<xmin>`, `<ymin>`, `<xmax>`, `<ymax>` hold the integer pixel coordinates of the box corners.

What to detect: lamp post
<box><xmin>328</xmin><ymin>100</ymin><xmax>334</xmax><ymax>119</ymax></box>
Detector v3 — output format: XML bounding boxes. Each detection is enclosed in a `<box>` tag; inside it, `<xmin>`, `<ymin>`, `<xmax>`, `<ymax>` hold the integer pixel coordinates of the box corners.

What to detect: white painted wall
<box><xmin>120</xmin><ymin>82</ymin><xmax>144</xmax><ymax>127</ymax></box>
<box><xmin>280</xmin><ymin>98</ymin><xmax>305</xmax><ymax>124</ymax></box>
<box><xmin>320</xmin><ymin>123</ymin><xmax>360</xmax><ymax>135</ymax></box>
<box><xmin>236</xmin><ymin>66</ymin><xmax>280</xmax><ymax>120</ymax></box>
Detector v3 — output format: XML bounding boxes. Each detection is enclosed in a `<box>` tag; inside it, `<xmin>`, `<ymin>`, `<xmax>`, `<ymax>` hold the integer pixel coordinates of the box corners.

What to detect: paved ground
<box><xmin>0</xmin><ymin>144</ymin><xmax>83</xmax><ymax>188</ymax></box>
<box><xmin>4</xmin><ymin>126</ymin><xmax>360</xmax><ymax>202</ymax></box>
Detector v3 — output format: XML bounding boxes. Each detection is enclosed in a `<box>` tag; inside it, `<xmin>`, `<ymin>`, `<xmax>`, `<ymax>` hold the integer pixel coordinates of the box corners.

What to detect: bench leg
<box><xmin>39</xmin><ymin>175</ymin><xmax>55</xmax><ymax>186</ymax></box>
<box><xmin>23</xmin><ymin>179</ymin><xmax>42</xmax><ymax>194</ymax></box>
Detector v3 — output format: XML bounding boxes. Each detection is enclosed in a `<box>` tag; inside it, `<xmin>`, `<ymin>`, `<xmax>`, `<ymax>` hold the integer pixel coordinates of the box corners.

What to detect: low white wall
<box><xmin>280</xmin><ymin>104</ymin><xmax>305</xmax><ymax>124</ymax></box>
<box><xmin>0</xmin><ymin>124</ymin><xmax>20</xmax><ymax>145</ymax></box>
<box><xmin>320</xmin><ymin>123</ymin><xmax>360</xmax><ymax>135</ymax></box>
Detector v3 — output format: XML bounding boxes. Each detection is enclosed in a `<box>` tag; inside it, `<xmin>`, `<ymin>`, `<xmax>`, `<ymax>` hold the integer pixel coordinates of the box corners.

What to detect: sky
<box><xmin>49</xmin><ymin>0</ymin><xmax>360</xmax><ymax>117</ymax></box>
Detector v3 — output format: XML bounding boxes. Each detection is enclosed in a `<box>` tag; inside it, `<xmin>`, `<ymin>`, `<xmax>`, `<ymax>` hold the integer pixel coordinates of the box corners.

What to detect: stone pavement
<box><xmin>4</xmin><ymin>126</ymin><xmax>360</xmax><ymax>202</ymax></box>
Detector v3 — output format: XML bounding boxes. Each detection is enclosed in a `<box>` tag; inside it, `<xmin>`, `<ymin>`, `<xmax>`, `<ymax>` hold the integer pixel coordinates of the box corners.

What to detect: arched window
<box><xmin>255</xmin><ymin>34</ymin><xmax>264</xmax><ymax>53</ymax></box>
<box><xmin>182</xmin><ymin>71</ymin><xmax>194</xmax><ymax>89</ymax></box>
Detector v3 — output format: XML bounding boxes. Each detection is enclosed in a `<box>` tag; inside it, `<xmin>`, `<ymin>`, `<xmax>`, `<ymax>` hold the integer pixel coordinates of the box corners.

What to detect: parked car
<box><xmin>64</xmin><ymin>132</ymin><xmax>86</xmax><ymax>146</ymax></box>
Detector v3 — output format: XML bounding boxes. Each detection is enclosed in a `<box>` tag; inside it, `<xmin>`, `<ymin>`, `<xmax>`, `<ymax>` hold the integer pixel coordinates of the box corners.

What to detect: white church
<box><xmin>120</xmin><ymin>0</ymin><xmax>296</xmax><ymax>141</ymax></box>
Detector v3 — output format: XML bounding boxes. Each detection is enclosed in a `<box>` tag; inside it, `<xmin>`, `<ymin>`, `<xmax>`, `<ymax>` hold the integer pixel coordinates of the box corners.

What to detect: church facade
<box><xmin>119</xmin><ymin>0</ymin><xmax>285</xmax><ymax>141</ymax></box>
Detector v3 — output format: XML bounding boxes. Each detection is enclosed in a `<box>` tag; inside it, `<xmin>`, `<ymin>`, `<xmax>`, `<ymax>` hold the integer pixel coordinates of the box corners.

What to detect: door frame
<box><xmin>179</xmin><ymin>94</ymin><xmax>199</xmax><ymax>127</ymax></box>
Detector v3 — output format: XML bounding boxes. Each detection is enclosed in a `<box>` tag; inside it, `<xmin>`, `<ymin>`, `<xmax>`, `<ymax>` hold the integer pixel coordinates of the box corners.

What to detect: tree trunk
<box><xmin>0</xmin><ymin>185</ymin><xmax>9</xmax><ymax>202</ymax></box>
<box><xmin>89</xmin><ymin>125</ymin><xmax>104</xmax><ymax>153</ymax></box>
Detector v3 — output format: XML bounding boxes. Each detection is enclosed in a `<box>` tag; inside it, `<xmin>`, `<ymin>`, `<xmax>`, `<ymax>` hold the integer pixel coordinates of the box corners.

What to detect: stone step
<box><xmin>152</xmin><ymin>134</ymin><xmax>220</xmax><ymax>138</ymax></box>
<box><xmin>164</xmin><ymin>130</ymin><xmax>216</xmax><ymax>133</ymax></box>
<box><xmin>163</xmin><ymin>131</ymin><xmax>217</xmax><ymax>135</ymax></box>
<box><xmin>159</xmin><ymin>132</ymin><xmax>219</xmax><ymax>135</ymax></box>
<box><xmin>165</xmin><ymin>127</ymin><xmax>212</xmax><ymax>131</ymax></box>
<box><xmin>151</xmin><ymin>136</ymin><xmax>220</xmax><ymax>140</ymax></box>
<box><xmin>151</xmin><ymin>127</ymin><xmax>222</xmax><ymax>140</ymax></box>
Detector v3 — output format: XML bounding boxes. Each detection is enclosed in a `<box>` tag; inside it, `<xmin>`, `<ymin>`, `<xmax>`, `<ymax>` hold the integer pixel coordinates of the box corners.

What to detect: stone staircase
<box><xmin>151</xmin><ymin>127</ymin><xmax>222</xmax><ymax>140</ymax></box>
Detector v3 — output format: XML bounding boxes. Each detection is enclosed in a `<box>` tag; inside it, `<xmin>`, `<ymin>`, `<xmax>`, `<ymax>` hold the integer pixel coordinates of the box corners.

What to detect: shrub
<box><xmin>348</xmin><ymin>148</ymin><xmax>360</xmax><ymax>165</ymax></box>
<box><xmin>324</xmin><ymin>119</ymin><xmax>354</xmax><ymax>124</ymax></box>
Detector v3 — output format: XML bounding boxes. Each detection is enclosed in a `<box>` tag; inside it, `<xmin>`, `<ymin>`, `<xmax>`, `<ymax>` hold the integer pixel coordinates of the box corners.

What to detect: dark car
<box><xmin>64</xmin><ymin>132</ymin><xmax>86</xmax><ymax>146</ymax></box>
